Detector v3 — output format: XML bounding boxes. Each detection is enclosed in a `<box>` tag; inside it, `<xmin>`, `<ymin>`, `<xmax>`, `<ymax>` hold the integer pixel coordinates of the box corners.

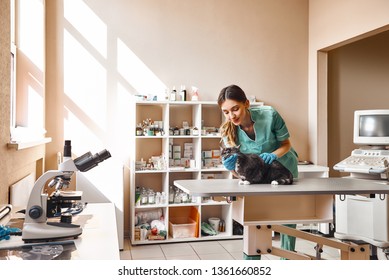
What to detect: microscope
<box><xmin>22</xmin><ymin>142</ymin><xmax>111</xmax><ymax>243</ymax></box>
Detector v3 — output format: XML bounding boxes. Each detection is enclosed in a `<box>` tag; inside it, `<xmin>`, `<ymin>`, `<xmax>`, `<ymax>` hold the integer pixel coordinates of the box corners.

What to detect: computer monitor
<box><xmin>353</xmin><ymin>109</ymin><xmax>389</xmax><ymax>146</ymax></box>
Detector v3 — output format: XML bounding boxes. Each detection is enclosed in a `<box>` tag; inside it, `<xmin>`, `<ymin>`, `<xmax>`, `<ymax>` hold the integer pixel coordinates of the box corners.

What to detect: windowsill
<box><xmin>8</xmin><ymin>137</ymin><xmax>52</xmax><ymax>150</ymax></box>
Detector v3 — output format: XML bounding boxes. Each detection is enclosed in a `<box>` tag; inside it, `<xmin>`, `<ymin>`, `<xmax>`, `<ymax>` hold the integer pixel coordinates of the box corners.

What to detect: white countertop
<box><xmin>174</xmin><ymin>177</ymin><xmax>389</xmax><ymax>197</ymax></box>
<box><xmin>0</xmin><ymin>203</ymin><xmax>120</xmax><ymax>260</ymax></box>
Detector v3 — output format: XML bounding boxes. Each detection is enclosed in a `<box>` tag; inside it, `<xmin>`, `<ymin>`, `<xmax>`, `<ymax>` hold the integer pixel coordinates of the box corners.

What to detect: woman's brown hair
<box><xmin>217</xmin><ymin>85</ymin><xmax>248</xmax><ymax>147</ymax></box>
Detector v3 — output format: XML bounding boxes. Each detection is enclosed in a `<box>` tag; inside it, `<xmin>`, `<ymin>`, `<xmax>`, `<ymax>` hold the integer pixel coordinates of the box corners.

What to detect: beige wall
<box><xmin>45</xmin><ymin>0</ymin><xmax>308</xmax><ymax>236</ymax></box>
<box><xmin>45</xmin><ymin>0</ymin><xmax>309</xmax><ymax>169</ymax></box>
<box><xmin>327</xmin><ymin>31</ymin><xmax>389</xmax><ymax>177</ymax></box>
<box><xmin>3</xmin><ymin>0</ymin><xmax>389</xmax><ymax>228</ymax></box>
<box><xmin>308</xmin><ymin>0</ymin><xmax>389</xmax><ymax>165</ymax></box>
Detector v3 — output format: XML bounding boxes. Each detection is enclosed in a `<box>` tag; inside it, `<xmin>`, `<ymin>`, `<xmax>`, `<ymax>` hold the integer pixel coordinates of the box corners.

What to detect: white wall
<box><xmin>45</xmin><ymin>0</ymin><xmax>309</xmax><ymax>235</ymax></box>
<box><xmin>308</xmin><ymin>0</ymin><xmax>389</xmax><ymax>165</ymax></box>
<box><xmin>45</xmin><ymin>0</ymin><xmax>309</xmax><ymax>168</ymax></box>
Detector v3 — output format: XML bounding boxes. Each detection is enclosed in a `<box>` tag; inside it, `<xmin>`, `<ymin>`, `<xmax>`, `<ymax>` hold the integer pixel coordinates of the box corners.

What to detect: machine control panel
<box><xmin>334</xmin><ymin>149</ymin><xmax>389</xmax><ymax>174</ymax></box>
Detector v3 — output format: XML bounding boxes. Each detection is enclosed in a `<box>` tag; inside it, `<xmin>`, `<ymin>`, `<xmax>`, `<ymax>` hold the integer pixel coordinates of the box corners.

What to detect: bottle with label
<box><xmin>169</xmin><ymin>186</ymin><xmax>175</xmax><ymax>204</ymax></box>
<box><xmin>191</xmin><ymin>86</ymin><xmax>199</xmax><ymax>101</ymax></box>
<box><xmin>192</xmin><ymin>127</ymin><xmax>199</xmax><ymax>136</ymax></box>
<box><xmin>136</xmin><ymin>124</ymin><xmax>143</xmax><ymax>136</ymax></box>
<box><xmin>148</xmin><ymin>189</ymin><xmax>155</xmax><ymax>204</ymax></box>
<box><xmin>170</xmin><ymin>86</ymin><xmax>177</xmax><ymax>101</ymax></box>
<box><xmin>161</xmin><ymin>192</ymin><xmax>167</xmax><ymax>205</ymax></box>
<box><xmin>140</xmin><ymin>189</ymin><xmax>148</xmax><ymax>205</ymax></box>
<box><xmin>155</xmin><ymin>192</ymin><xmax>161</xmax><ymax>204</ymax></box>
<box><xmin>179</xmin><ymin>85</ymin><xmax>186</xmax><ymax>101</ymax></box>
<box><xmin>164</xmin><ymin>88</ymin><xmax>169</xmax><ymax>100</ymax></box>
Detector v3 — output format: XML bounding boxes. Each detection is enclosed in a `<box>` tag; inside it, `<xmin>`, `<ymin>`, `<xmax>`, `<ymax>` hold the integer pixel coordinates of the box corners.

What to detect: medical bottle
<box><xmin>179</xmin><ymin>85</ymin><xmax>186</xmax><ymax>101</ymax></box>
<box><xmin>191</xmin><ymin>86</ymin><xmax>199</xmax><ymax>101</ymax></box>
<box><xmin>170</xmin><ymin>86</ymin><xmax>177</xmax><ymax>101</ymax></box>
<box><xmin>160</xmin><ymin>192</ymin><xmax>167</xmax><ymax>205</ymax></box>
<box><xmin>169</xmin><ymin>186</ymin><xmax>175</xmax><ymax>204</ymax></box>
<box><xmin>140</xmin><ymin>188</ymin><xmax>148</xmax><ymax>205</ymax></box>
<box><xmin>155</xmin><ymin>192</ymin><xmax>161</xmax><ymax>204</ymax></box>
<box><xmin>148</xmin><ymin>189</ymin><xmax>155</xmax><ymax>204</ymax></box>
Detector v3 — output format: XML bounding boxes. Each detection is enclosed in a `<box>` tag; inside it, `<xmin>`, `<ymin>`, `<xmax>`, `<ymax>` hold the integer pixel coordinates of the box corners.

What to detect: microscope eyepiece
<box><xmin>74</xmin><ymin>149</ymin><xmax>111</xmax><ymax>172</ymax></box>
<box><xmin>64</xmin><ymin>140</ymin><xmax>72</xmax><ymax>158</ymax></box>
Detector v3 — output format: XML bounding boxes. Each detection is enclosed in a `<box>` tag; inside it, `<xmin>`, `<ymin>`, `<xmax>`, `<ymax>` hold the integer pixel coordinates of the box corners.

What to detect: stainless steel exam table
<box><xmin>174</xmin><ymin>177</ymin><xmax>389</xmax><ymax>260</ymax></box>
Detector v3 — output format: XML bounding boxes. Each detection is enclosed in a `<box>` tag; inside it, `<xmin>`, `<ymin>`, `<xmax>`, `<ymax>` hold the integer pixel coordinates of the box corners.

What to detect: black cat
<box><xmin>221</xmin><ymin>146</ymin><xmax>293</xmax><ymax>185</ymax></box>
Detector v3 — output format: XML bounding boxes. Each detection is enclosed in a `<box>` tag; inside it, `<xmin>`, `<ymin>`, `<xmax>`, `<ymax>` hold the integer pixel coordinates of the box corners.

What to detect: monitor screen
<box><xmin>354</xmin><ymin>110</ymin><xmax>389</xmax><ymax>146</ymax></box>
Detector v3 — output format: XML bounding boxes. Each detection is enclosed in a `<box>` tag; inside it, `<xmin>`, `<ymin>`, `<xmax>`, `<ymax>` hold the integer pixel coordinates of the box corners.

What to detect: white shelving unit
<box><xmin>130</xmin><ymin>100</ymin><xmax>238</xmax><ymax>244</ymax></box>
<box><xmin>129</xmin><ymin>99</ymin><xmax>329</xmax><ymax>244</ymax></box>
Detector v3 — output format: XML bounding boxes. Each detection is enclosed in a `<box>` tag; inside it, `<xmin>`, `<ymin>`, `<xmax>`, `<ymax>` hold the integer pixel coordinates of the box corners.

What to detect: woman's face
<box><xmin>221</xmin><ymin>99</ymin><xmax>249</xmax><ymax>126</ymax></box>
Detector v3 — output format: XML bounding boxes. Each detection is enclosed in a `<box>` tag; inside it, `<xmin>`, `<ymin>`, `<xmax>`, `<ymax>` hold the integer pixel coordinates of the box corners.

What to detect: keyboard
<box><xmin>334</xmin><ymin>149</ymin><xmax>389</xmax><ymax>174</ymax></box>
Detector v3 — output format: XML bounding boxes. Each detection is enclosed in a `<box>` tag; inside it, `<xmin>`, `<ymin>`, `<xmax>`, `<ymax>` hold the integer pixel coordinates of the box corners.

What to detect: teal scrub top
<box><xmin>225</xmin><ymin>106</ymin><xmax>299</xmax><ymax>178</ymax></box>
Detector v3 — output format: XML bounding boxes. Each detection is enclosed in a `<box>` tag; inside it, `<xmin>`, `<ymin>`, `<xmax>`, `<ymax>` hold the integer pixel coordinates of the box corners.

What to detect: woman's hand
<box><xmin>222</xmin><ymin>154</ymin><xmax>238</xmax><ymax>170</ymax></box>
<box><xmin>259</xmin><ymin>153</ymin><xmax>278</xmax><ymax>164</ymax></box>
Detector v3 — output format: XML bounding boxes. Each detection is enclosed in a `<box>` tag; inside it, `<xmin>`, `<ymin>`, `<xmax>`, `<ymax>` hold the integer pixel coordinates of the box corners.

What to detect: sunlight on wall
<box><xmin>27</xmin><ymin>85</ymin><xmax>44</xmax><ymax>128</ymax></box>
<box><xmin>12</xmin><ymin>0</ymin><xmax>45</xmax><ymax>140</ymax></box>
<box><xmin>63</xmin><ymin>107</ymin><xmax>103</xmax><ymax>156</ymax></box>
<box><xmin>62</xmin><ymin>1</ymin><xmax>109</xmax><ymax>153</ymax></box>
<box><xmin>64</xmin><ymin>0</ymin><xmax>107</xmax><ymax>58</ymax></box>
<box><xmin>61</xmin><ymin>1</ymin><xmax>168</xmax><ymax>160</ymax></box>
<box><xmin>18</xmin><ymin>0</ymin><xmax>44</xmax><ymax>70</ymax></box>
<box><xmin>63</xmin><ymin>29</ymin><xmax>107</xmax><ymax>129</ymax></box>
<box><xmin>117</xmin><ymin>38</ymin><xmax>167</xmax><ymax>98</ymax></box>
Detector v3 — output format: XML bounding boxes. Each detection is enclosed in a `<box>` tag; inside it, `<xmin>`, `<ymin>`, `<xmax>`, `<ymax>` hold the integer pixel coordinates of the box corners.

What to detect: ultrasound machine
<box><xmin>334</xmin><ymin>110</ymin><xmax>389</xmax><ymax>258</ymax></box>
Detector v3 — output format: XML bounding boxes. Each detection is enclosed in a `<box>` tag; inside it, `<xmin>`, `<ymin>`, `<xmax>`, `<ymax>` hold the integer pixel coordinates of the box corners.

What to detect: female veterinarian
<box><xmin>218</xmin><ymin>84</ymin><xmax>299</xmax><ymax>260</ymax></box>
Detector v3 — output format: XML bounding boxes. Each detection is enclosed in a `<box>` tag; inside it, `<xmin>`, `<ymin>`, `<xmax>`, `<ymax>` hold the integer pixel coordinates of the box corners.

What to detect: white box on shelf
<box><xmin>169</xmin><ymin>217</ymin><xmax>196</xmax><ymax>238</ymax></box>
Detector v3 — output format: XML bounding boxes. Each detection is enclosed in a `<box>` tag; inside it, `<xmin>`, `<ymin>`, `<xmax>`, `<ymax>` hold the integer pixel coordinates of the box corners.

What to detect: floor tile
<box><xmin>160</xmin><ymin>243</ymin><xmax>197</xmax><ymax>257</ymax></box>
<box><xmin>190</xmin><ymin>242</ymin><xmax>228</xmax><ymax>255</ymax></box>
<box><xmin>130</xmin><ymin>245</ymin><xmax>165</xmax><ymax>260</ymax></box>
<box><xmin>121</xmin><ymin>236</ymin><xmax>343</xmax><ymax>260</ymax></box>
<box><xmin>119</xmin><ymin>250</ymin><xmax>132</xmax><ymax>260</ymax></box>
<box><xmin>218</xmin><ymin>239</ymin><xmax>243</xmax><ymax>252</ymax></box>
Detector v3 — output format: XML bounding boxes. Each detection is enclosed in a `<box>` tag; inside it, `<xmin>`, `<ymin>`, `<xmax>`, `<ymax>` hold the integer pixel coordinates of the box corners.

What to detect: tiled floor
<box><xmin>120</xmin><ymin>233</ymin><xmax>342</xmax><ymax>260</ymax></box>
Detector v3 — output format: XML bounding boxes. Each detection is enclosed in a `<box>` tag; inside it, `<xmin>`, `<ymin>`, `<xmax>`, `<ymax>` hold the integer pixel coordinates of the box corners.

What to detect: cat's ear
<box><xmin>236</xmin><ymin>145</ymin><xmax>241</xmax><ymax>149</ymax></box>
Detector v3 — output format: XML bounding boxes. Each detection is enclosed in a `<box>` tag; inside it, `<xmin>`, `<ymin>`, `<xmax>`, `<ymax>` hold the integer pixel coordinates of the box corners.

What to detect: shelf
<box><xmin>131</xmin><ymin>234</ymin><xmax>242</xmax><ymax>245</ymax></box>
<box><xmin>135</xmin><ymin>135</ymin><xmax>166</xmax><ymax>139</ymax></box>
<box><xmin>135</xmin><ymin>169</ymin><xmax>167</xmax><ymax>173</ymax></box>
<box><xmin>168</xmin><ymin>202</ymin><xmax>199</xmax><ymax>207</ymax></box>
<box><xmin>169</xmin><ymin>168</ymin><xmax>200</xmax><ymax>173</ymax></box>
<box><xmin>200</xmin><ymin>134</ymin><xmax>221</xmax><ymax>138</ymax></box>
<box><xmin>169</xmin><ymin>135</ymin><xmax>200</xmax><ymax>139</ymax></box>
<box><xmin>7</xmin><ymin>137</ymin><xmax>52</xmax><ymax>150</ymax></box>
<box><xmin>135</xmin><ymin>204</ymin><xmax>168</xmax><ymax>209</ymax></box>
<box><xmin>201</xmin><ymin>200</ymin><xmax>231</xmax><ymax>206</ymax></box>
<box><xmin>201</xmin><ymin>167</ymin><xmax>226</xmax><ymax>172</ymax></box>
<box><xmin>130</xmin><ymin>100</ymin><xmax>233</xmax><ymax>244</ymax></box>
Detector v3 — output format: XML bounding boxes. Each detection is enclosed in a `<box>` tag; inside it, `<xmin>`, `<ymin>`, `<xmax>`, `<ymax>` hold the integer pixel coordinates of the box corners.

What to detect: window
<box><xmin>9</xmin><ymin>0</ymin><xmax>47</xmax><ymax>144</ymax></box>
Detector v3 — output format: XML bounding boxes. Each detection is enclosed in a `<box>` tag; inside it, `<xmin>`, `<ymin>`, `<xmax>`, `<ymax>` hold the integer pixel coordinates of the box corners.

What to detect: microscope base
<box><xmin>22</xmin><ymin>222</ymin><xmax>82</xmax><ymax>243</ymax></box>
